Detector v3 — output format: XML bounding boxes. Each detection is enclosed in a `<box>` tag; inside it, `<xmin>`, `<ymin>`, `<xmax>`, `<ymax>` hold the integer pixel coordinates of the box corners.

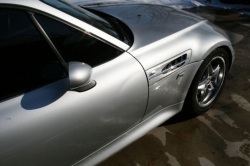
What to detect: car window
<box><xmin>35</xmin><ymin>14</ymin><xmax>123</xmax><ymax>67</ymax></box>
<box><xmin>0</xmin><ymin>8</ymin><xmax>67</xmax><ymax>101</ymax></box>
<box><xmin>40</xmin><ymin>0</ymin><xmax>121</xmax><ymax>40</ymax></box>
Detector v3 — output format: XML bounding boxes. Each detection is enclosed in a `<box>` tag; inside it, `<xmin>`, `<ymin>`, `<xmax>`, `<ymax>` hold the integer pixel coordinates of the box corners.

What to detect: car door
<box><xmin>0</xmin><ymin>8</ymin><xmax>148</xmax><ymax>166</ymax></box>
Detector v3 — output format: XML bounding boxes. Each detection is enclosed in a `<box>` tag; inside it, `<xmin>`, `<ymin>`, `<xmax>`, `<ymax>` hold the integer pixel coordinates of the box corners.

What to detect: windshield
<box><xmin>40</xmin><ymin>0</ymin><xmax>120</xmax><ymax>40</ymax></box>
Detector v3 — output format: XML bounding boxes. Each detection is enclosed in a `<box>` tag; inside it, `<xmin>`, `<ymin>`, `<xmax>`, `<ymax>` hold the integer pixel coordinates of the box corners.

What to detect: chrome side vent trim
<box><xmin>146</xmin><ymin>50</ymin><xmax>192</xmax><ymax>86</ymax></box>
<box><xmin>162</xmin><ymin>54</ymin><xmax>188</xmax><ymax>74</ymax></box>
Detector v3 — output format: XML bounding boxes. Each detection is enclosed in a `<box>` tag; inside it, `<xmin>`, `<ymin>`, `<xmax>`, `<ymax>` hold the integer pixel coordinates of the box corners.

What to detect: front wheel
<box><xmin>184</xmin><ymin>48</ymin><xmax>230</xmax><ymax>115</ymax></box>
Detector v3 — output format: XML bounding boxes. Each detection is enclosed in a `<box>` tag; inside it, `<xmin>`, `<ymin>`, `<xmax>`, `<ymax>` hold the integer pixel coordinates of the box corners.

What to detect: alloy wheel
<box><xmin>196</xmin><ymin>56</ymin><xmax>226</xmax><ymax>107</ymax></box>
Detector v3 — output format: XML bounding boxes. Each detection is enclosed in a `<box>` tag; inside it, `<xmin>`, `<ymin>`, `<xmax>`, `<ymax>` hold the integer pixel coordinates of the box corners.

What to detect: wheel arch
<box><xmin>218</xmin><ymin>45</ymin><xmax>234</xmax><ymax>72</ymax></box>
<box><xmin>199</xmin><ymin>41</ymin><xmax>234</xmax><ymax>73</ymax></box>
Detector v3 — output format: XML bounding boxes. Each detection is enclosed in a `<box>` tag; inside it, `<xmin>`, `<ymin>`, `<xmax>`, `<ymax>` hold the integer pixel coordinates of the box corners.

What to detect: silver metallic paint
<box><xmin>0</xmin><ymin>53</ymin><xmax>148</xmax><ymax>166</ymax></box>
<box><xmin>143</xmin><ymin>61</ymin><xmax>202</xmax><ymax>120</ymax></box>
<box><xmin>68</xmin><ymin>62</ymin><xmax>92</xmax><ymax>89</ymax></box>
<box><xmin>0</xmin><ymin>1</ymin><xmax>235</xmax><ymax>166</ymax></box>
<box><xmin>73</xmin><ymin>102</ymin><xmax>184</xmax><ymax>166</ymax></box>
<box><xmin>130</xmin><ymin>20</ymin><xmax>233</xmax><ymax>70</ymax></box>
<box><xmin>88</xmin><ymin>4</ymin><xmax>234</xmax><ymax>70</ymax></box>
<box><xmin>87</xmin><ymin>4</ymin><xmax>204</xmax><ymax>52</ymax></box>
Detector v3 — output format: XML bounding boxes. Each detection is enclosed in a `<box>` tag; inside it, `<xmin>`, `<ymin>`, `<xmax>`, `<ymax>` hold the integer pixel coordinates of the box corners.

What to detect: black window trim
<box><xmin>28</xmin><ymin>11</ymin><xmax>69</xmax><ymax>73</ymax></box>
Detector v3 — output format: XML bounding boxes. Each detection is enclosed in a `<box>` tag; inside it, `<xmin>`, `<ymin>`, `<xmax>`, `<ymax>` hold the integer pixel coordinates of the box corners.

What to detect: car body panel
<box><xmin>0</xmin><ymin>1</ymin><xmax>235</xmax><ymax>166</ymax></box>
<box><xmin>0</xmin><ymin>52</ymin><xmax>148</xmax><ymax>166</ymax></box>
<box><xmin>144</xmin><ymin>61</ymin><xmax>202</xmax><ymax>120</ymax></box>
<box><xmin>86</xmin><ymin>4</ymin><xmax>234</xmax><ymax>71</ymax></box>
<box><xmin>130</xmin><ymin>20</ymin><xmax>232</xmax><ymax>70</ymax></box>
<box><xmin>86</xmin><ymin>4</ymin><xmax>204</xmax><ymax>52</ymax></box>
<box><xmin>73</xmin><ymin>102</ymin><xmax>184</xmax><ymax>166</ymax></box>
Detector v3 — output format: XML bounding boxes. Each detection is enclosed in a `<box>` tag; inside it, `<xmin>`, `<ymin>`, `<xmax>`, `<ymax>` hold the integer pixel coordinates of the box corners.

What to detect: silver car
<box><xmin>0</xmin><ymin>0</ymin><xmax>234</xmax><ymax>166</ymax></box>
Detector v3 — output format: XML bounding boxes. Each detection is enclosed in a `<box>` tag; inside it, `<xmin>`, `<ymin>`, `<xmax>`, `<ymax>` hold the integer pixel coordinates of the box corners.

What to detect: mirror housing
<box><xmin>68</xmin><ymin>62</ymin><xmax>96</xmax><ymax>92</ymax></box>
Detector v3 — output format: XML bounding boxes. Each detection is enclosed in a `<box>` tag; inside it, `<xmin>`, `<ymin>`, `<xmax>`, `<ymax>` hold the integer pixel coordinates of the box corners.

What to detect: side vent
<box><xmin>146</xmin><ymin>49</ymin><xmax>192</xmax><ymax>86</ymax></box>
<box><xmin>162</xmin><ymin>54</ymin><xmax>188</xmax><ymax>74</ymax></box>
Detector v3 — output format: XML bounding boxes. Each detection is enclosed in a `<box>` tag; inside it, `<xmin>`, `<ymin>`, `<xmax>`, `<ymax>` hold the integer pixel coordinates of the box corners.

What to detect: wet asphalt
<box><xmin>99</xmin><ymin>7</ymin><xmax>250</xmax><ymax>166</ymax></box>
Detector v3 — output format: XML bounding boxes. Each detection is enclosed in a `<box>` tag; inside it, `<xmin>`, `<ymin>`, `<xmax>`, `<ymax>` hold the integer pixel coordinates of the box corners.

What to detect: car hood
<box><xmin>84</xmin><ymin>4</ymin><xmax>205</xmax><ymax>51</ymax></box>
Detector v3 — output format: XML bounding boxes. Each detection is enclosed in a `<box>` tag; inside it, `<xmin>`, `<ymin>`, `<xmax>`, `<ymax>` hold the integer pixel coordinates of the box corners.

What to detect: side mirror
<box><xmin>68</xmin><ymin>62</ymin><xmax>96</xmax><ymax>92</ymax></box>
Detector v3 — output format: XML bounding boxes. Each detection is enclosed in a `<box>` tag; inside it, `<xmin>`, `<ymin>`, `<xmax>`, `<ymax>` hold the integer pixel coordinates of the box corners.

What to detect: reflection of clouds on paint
<box><xmin>199</xmin><ymin>157</ymin><xmax>216</xmax><ymax>166</ymax></box>
<box><xmin>165</xmin><ymin>152</ymin><xmax>181</xmax><ymax>166</ymax></box>
<box><xmin>231</xmin><ymin>94</ymin><xmax>250</xmax><ymax>112</ymax></box>
<box><xmin>197</xmin><ymin>112</ymin><xmax>250</xmax><ymax>165</ymax></box>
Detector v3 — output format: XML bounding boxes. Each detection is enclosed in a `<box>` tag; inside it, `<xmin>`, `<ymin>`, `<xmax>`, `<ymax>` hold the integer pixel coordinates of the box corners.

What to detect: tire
<box><xmin>184</xmin><ymin>48</ymin><xmax>230</xmax><ymax>115</ymax></box>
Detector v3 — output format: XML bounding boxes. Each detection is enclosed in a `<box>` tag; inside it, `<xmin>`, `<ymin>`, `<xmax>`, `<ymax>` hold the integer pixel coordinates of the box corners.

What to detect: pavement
<box><xmin>99</xmin><ymin>7</ymin><xmax>250</xmax><ymax>166</ymax></box>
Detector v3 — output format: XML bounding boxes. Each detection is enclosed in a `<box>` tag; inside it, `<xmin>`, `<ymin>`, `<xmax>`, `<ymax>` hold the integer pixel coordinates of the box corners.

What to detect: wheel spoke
<box><xmin>203</xmin><ymin>90</ymin><xmax>213</xmax><ymax>103</ymax></box>
<box><xmin>208</xmin><ymin>64</ymin><xmax>214</xmax><ymax>76</ymax></box>
<box><xmin>200</xmin><ymin>68</ymin><xmax>209</xmax><ymax>83</ymax></box>
<box><xmin>198</xmin><ymin>81</ymin><xmax>207</xmax><ymax>91</ymax></box>
<box><xmin>199</xmin><ymin>89</ymin><xmax>208</xmax><ymax>103</ymax></box>
<box><xmin>211</xmin><ymin>65</ymin><xmax>220</xmax><ymax>84</ymax></box>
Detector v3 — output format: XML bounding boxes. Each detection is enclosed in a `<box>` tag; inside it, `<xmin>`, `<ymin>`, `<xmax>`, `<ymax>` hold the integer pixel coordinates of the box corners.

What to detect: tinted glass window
<box><xmin>35</xmin><ymin>14</ymin><xmax>123</xmax><ymax>67</ymax></box>
<box><xmin>40</xmin><ymin>0</ymin><xmax>121</xmax><ymax>40</ymax></box>
<box><xmin>0</xmin><ymin>9</ymin><xmax>66</xmax><ymax>101</ymax></box>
